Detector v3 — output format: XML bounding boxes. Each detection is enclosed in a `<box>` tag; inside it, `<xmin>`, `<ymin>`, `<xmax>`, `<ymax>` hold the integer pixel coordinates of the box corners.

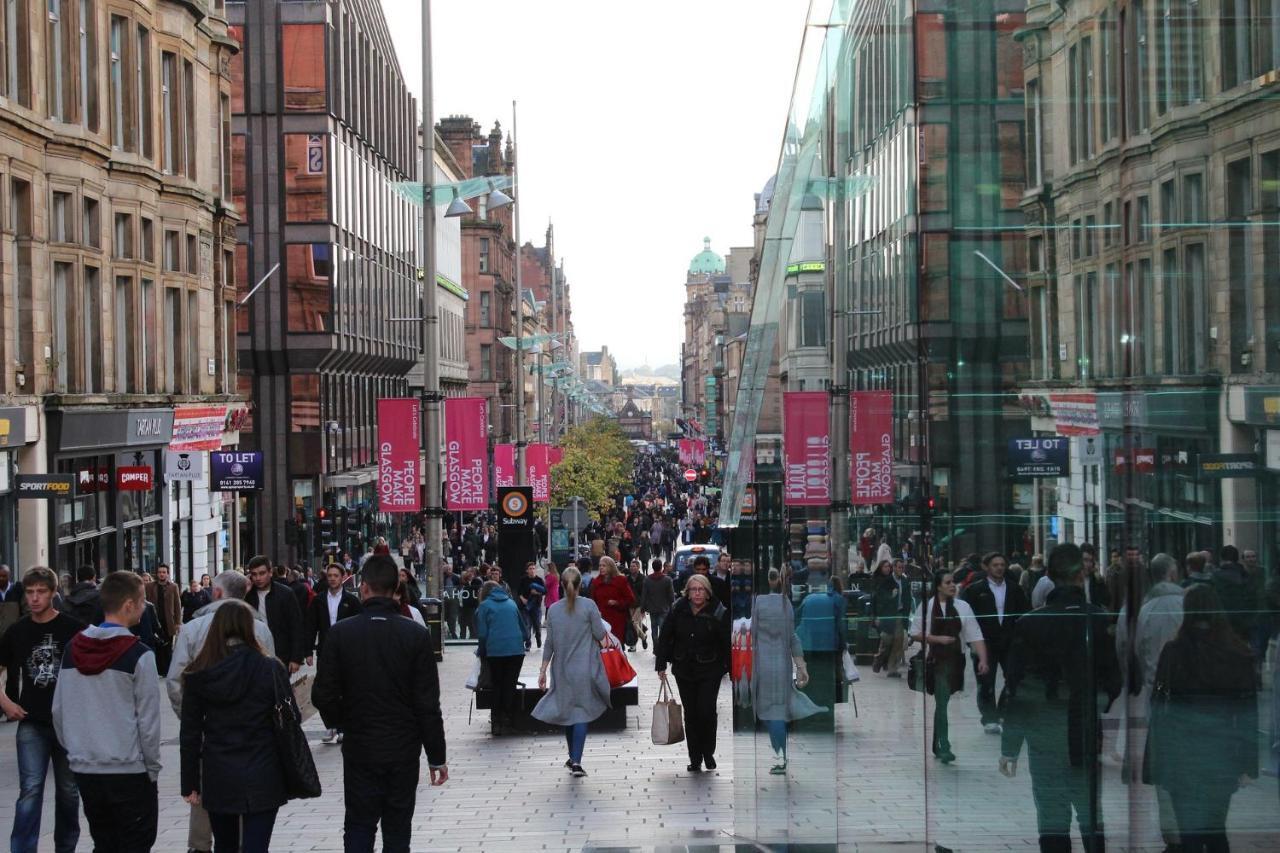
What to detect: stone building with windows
<box><xmin>1018</xmin><ymin>0</ymin><xmax>1280</xmax><ymax>563</ymax></box>
<box><xmin>229</xmin><ymin>0</ymin><xmax>420</xmax><ymax>561</ymax></box>
<box><xmin>0</xmin><ymin>0</ymin><xmax>241</xmax><ymax>576</ymax></box>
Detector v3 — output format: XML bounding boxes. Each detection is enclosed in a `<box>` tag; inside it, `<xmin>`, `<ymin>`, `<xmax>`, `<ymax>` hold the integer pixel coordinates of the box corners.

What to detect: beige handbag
<box><xmin>651</xmin><ymin>680</ymin><xmax>685</xmax><ymax>745</ymax></box>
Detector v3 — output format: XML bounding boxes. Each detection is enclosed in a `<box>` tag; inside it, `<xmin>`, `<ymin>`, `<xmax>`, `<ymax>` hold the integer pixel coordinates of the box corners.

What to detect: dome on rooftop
<box><xmin>688</xmin><ymin>237</ymin><xmax>725</xmax><ymax>275</ymax></box>
<box><xmin>756</xmin><ymin>175</ymin><xmax>776</xmax><ymax>214</ymax></box>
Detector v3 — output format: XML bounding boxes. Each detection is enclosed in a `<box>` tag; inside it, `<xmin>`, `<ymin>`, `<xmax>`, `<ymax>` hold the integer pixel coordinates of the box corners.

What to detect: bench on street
<box><xmin>473</xmin><ymin>679</ymin><xmax>640</xmax><ymax>733</ymax></box>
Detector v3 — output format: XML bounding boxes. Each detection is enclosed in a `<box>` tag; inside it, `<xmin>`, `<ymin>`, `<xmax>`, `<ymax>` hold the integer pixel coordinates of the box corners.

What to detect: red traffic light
<box><xmin>318</xmin><ymin>508</ymin><xmax>328</xmax><ymax>519</ymax></box>
<box><xmin>927</xmin><ymin>497</ymin><xmax>936</xmax><ymax>510</ymax></box>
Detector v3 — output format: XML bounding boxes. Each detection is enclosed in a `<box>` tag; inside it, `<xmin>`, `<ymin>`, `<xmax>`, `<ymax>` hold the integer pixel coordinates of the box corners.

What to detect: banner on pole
<box><xmin>376</xmin><ymin>398</ymin><xmax>421</xmax><ymax>512</ymax></box>
<box><xmin>494</xmin><ymin>443</ymin><xmax>516</xmax><ymax>490</ymax></box>
<box><xmin>850</xmin><ymin>390</ymin><xmax>894</xmax><ymax>505</ymax></box>
<box><xmin>549</xmin><ymin>445</ymin><xmax>564</xmax><ymax>467</ymax></box>
<box><xmin>444</xmin><ymin>397</ymin><xmax>488</xmax><ymax>511</ymax></box>
<box><xmin>527</xmin><ymin>443</ymin><xmax>551</xmax><ymax>503</ymax></box>
<box><xmin>783</xmin><ymin>392</ymin><xmax>831</xmax><ymax>506</ymax></box>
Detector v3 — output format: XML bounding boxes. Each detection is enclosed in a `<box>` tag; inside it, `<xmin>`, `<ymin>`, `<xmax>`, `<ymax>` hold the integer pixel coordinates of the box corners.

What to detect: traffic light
<box><xmin>699</xmin><ymin>468</ymin><xmax>710</xmax><ymax>483</ymax></box>
<box><xmin>317</xmin><ymin>507</ymin><xmax>335</xmax><ymax>553</ymax></box>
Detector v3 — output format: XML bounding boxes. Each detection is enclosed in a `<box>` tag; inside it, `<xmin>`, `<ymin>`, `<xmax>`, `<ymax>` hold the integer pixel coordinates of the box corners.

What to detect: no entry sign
<box><xmin>684</xmin><ymin>468</ymin><xmax>698</xmax><ymax>482</ymax></box>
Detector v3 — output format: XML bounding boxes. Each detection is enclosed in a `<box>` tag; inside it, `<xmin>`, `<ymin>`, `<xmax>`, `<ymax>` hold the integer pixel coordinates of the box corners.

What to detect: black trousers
<box><xmin>974</xmin><ymin>637</ymin><xmax>1013</xmax><ymax>725</ymax></box>
<box><xmin>75</xmin><ymin>772</ymin><xmax>158</xmax><ymax>853</ymax></box>
<box><xmin>675</xmin><ymin>674</ymin><xmax>723</xmax><ymax>766</ymax></box>
<box><xmin>486</xmin><ymin>655</ymin><xmax>524</xmax><ymax>720</ymax></box>
<box><xmin>343</xmin><ymin>758</ymin><xmax>419</xmax><ymax>853</ymax></box>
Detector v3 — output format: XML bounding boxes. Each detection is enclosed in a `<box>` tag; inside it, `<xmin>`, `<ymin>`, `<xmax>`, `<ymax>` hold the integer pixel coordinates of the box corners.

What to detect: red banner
<box><xmin>527</xmin><ymin>443</ymin><xmax>551</xmax><ymax>503</ymax></box>
<box><xmin>444</xmin><ymin>397</ymin><xmax>488</xmax><ymax>511</ymax></box>
<box><xmin>116</xmin><ymin>466</ymin><xmax>154</xmax><ymax>491</ymax></box>
<box><xmin>783</xmin><ymin>392</ymin><xmax>831</xmax><ymax>506</ymax></box>
<box><xmin>377</xmin><ymin>398</ymin><xmax>421</xmax><ymax>513</ymax></box>
<box><xmin>678</xmin><ymin>439</ymin><xmax>693</xmax><ymax>466</ymax></box>
<box><xmin>549</xmin><ymin>446</ymin><xmax>564</xmax><ymax>467</ymax></box>
<box><xmin>169</xmin><ymin>405</ymin><xmax>228</xmax><ymax>451</ymax></box>
<box><xmin>494</xmin><ymin>443</ymin><xmax>516</xmax><ymax>489</ymax></box>
<box><xmin>850</xmin><ymin>390</ymin><xmax>894</xmax><ymax>505</ymax></box>
<box><xmin>692</xmin><ymin>440</ymin><xmax>706</xmax><ymax>467</ymax></box>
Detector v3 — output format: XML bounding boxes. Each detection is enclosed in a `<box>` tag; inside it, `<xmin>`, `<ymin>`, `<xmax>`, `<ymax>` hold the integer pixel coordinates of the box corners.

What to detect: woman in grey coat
<box><xmin>752</xmin><ymin>568</ymin><xmax>826</xmax><ymax>774</ymax></box>
<box><xmin>533</xmin><ymin>566</ymin><xmax>611</xmax><ymax>777</ymax></box>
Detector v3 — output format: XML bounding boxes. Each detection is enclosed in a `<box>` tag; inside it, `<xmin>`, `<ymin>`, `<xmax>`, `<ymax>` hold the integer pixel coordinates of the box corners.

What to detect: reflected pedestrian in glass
<box><xmin>910</xmin><ymin>570</ymin><xmax>987</xmax><ymax>764</ymax></box>
<box><xmin>751</xmin><ymin>569</ymin><xmax>824</xmax><ymax>774</ymax></box>
<box><xmin>871</xmin><ymin>560</ymin><xmax>908</xmax><ymax>677</ymax></box>
<box><xmin>796</xmin><ymin>576</ymin><xmax>848</xmax><ymax>711</ymax></box>
<box><xmin>656</xmin><ymin>573</ymin><xmax>731</xmax><ymax>773</ymax></box>
<box><xmin>533</xmin><ymin>567</ymin><xmax>611</xmax><ymax>777</ymax></box>
<box><xmin>1146</xmin><ymin>584</ymin><xmax>1257</xmax><ymax>853</ymax></box>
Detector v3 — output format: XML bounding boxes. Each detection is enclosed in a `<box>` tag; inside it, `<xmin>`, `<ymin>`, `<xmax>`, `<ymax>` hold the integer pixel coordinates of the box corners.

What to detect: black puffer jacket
<box><xmin>655</xmin><ymin>596</ymin><xmax>730</xmax><ymax>681</ymax></box>
<box><xmin>244</xmin><ymin>581</ymin><xmax>306</xmax><ymax>666</ymax></box>
<box><xmin>180</xmin><ymin>644</ymin><xmax>291</xmax><ymax>814</ymax></box>
<box><xmin>311</xmin><ymin>597</ymin><xmax>446</xmax><ymax>767</ymax></box>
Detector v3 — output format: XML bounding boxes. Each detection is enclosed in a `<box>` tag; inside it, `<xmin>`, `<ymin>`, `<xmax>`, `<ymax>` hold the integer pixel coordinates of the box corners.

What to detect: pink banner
<box><xmin>678</xmin><ymin>439</ymin><xmax>692</xmax><ymax>466</ymax></box>
<box><xmin>783</xmin><ymin>392</ymin><xmax>831</xmax><ymax>506</ymax></box>
<box><xmin>692</xmin><ymin>440</ymin><xmax>706</xmax><ymax>467</ymax></box>
<box><xmin>527</xmin><ymin>443</ymin><xmax>551</xmax><ymax>503</ymax></box>
<box><xmin>444</xmin><ymin>397</ymin><xmax>489</xmax><ymax>511</ymax></box>
<box><xmin>850</xmin><ymin>390</ymin><xmax>894</xmax><ymax>505</ymax></box>
<box><xmin>494</xmin><ymin>444</ymin><xmax>516</xmax><ymax>489</ymax></box>
<box><xmin>376</xmin><ymin>398</ymin><xmax>421</xmax><ymax>513</ymax></box>
<box><xmin>549</xmin><ymin>446</ymin><xmax>564</xmax><ymax>467</ymax></box>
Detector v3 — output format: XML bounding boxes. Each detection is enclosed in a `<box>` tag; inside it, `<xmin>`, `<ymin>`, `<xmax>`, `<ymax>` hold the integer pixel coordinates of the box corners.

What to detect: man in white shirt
<box><xmin>963</xmin><ymin>553</ymin><xmax>1031</xmax><ymax>734</ymax></box>
<box><xmin>305</xmin><ymin>564</ymin><xmax>362</xmax><ymax>744</ymax></box>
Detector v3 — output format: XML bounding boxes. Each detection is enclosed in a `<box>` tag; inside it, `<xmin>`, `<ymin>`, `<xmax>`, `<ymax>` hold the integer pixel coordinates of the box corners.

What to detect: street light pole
<box><xmin>512</xmin><ymin>100</ymin><xmax>527</xmax><ymax>483</ymax></box>
<box><xmin>420</xmin><ymin>0</ymin><xmax>443</xmax><ymax>598</ymax></box>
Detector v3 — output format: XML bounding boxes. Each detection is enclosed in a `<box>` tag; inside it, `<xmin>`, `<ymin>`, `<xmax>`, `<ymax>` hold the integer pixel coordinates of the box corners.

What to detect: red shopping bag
<box><xmin>731</xmin><ymin>626</ymin><xmax>753</xmax><ymax>683</ymax></box>
<box><xmin>601</xmin><ymin>646</ymin><xmax>637</xmax><ymax>688</ymax></box>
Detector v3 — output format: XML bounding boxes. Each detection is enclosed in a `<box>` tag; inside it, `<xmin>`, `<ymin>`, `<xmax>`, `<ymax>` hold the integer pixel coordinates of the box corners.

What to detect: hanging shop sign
<box><xmin>169</xmin><ymin>405</ymin><xmax>228</xmax><ymax>452</ymax></box>
<box><xmin>116</xmin><ymin>466</ymin><xmax>154</xmax><ymax>491</ymax></box>
<box><xmin>1197</xmin><ymin>453</ymin><xmax>1259</xmax><ymax>479</ymax></box>
<box><xmin>443</xmin><ymin>397</ymin><xmax>488</xmax><ymax>511</ymax></box>
<box><xmin>15</xmin><ymin>474</ymin><xmax>75</xmax><ymax>499</ymax></box>
<box><xmin>1008</xmin><ymin>437</ymin><xmax>1069</xmax><ymax>479</ymax></box>
<box><xmin>376</xmin><ymin>398</ymin><xmax>421</xmax><ymax>513</ymax></box>
<box><xmin>210</xmin><ymin>452</ymin><xmax>264</xmax><ymax>491</ymax></box>
<box><xmin>1049</xmin><ymin>392</ymin><xmax>1100</xmax><ymax>436</ymax></box>
<box><xmin>782</xmin><ymin>391</ymin><xmax>831</xmax><ymax>506</ymax></box>
<box><xmin>164</xmin><ymin>451</ymin><xmax>205</xmax><ymax>483</ymax></box>
<box><xmin>850</xmin><ymin>390</ymin><xmax>894</xmax><ymax>504</ymax></box>
<box><xmin>0</xmin><ymin>407</ymin><xmax>28</xmax><ymax>449</ymax></box>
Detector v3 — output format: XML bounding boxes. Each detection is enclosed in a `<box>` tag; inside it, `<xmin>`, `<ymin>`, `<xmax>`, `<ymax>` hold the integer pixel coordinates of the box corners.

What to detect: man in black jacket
<box><xmin>962</xmin><ymin>551</ymin><xmax>1030</xmax><ymax>734</ymax></box>
<box><xmin>305</xmin><ymin>564</ymin><xmax>361</xmax><ymax>746</ymax></box>
<box><xmin>999</xmin><ymin>543</ymin><xmax>1121</xmax><ymax>853</ymax></box>
<box><xmin>243</xmin><ymin>556</ymin><xmax>306</xmax><ymax>674</ymax></box>
<box><xmin>312</xmin><ymin>555</ymin><xmax>448</xmax><ymax>852</ymax></box>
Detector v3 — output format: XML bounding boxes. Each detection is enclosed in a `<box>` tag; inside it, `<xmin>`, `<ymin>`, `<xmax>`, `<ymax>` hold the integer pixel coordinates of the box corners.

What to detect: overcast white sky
<box><xmin>381</xmin><ymin>0</ymin><xmax>808</xmax><ymax>370</ymax></box>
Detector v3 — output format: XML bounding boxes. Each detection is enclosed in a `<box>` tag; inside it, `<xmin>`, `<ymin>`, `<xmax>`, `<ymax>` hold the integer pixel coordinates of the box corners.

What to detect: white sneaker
<box><xmin>321</xmin><ymin>729</ymin><xmax>337</xmax><ymax>743</ymax></box>
<box><xmin>335</xmin><ymin>731</ymin><xmax>344</xmax><ymax>744</ymax></box>
<box><xmin>983</xmin><ymin>723</ymin><xmax>1003</xmax><ymax>735</ymax></box>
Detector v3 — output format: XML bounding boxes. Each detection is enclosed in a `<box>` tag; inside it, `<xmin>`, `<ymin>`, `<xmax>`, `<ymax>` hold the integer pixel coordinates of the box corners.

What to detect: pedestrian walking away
<box><xmin>655</xmin><ymin>573</ymin><xmax>730</xmax><ymax>773</ymax></box>
<box><xmin>0</xmin><ymin>566</ymin><xmax>84</xmax><ymax>853</ymax></box>
<box><xmin>910</xmin><ymin>570</ymin><xmax>988</xmax><ymax>764</ymax></box>
<box><xmin>180</xmin><ymin>600</ymin><xmax>304</xmax><ymax>853</ymax></box>
<box><xmin>476</xmin><ymin>579</ymin><xmax>527</xmax><ymax>734</ymax></box>
<box><xmin>312</xmin><ymin>555</ymin><xmax>448</xmax><ymax>853</ymax></box>
<box><xmin>52</xmin><ymin>571</ymin><xmax>162</xmax><ymax>853</ymax></box>
<box><xmin>532</xmin><ymin>566</ymin><xmax>611</xmax><ymax>777</ymax></box>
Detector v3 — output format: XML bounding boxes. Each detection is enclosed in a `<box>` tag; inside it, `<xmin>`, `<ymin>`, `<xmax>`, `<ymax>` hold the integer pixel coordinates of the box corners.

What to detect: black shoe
<box><xmin>937</xmin><ymin>750</ymin><xmax>956</xmax><ymax>764</ymax></box>
<box><xmin>642</xmin><ymin>636</ymin><xmax>648</xmax><ymax>650</ymax></box>
<box><xmin>687</xmin><ymin>763</ymin><xmax>703</xmax><ymax>773</ymax></box>
<box><xmin>564</xmin><ymin>759</ymin><xmax>573</xmax><ymax>770</ymax></box>
<box><xmin>872</xmin><ymin>660</ymin><xmax>882</xmax><ymax>673</ymax></box>
<box><xmin>704</xmin><ymin>755</ymin><xmax>717</xmax><ymax>770</ymax></box>
<box><xmin>570</xmin><ymin>763</ymin><xmax>587</xmax><ymax>777</ymax></box>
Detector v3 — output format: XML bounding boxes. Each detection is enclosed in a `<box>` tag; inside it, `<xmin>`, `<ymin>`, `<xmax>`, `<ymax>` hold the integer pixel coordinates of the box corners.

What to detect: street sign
<box><xmin>1008</xmin><ymin>437</ymin><xmax>1069</xmax><ymax>479</ymax></box>
<box><xmin>684</xmin><ymin>468</ymin><xmax>698</xmax><ymax>482</ymax></box>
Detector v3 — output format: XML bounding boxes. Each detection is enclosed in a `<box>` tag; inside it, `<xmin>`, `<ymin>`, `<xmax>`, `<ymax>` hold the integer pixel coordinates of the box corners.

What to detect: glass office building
<box><xmin>722</xmin><ymin>0</ymin><xmax>1280</xmax><ymax>847</ymax></box>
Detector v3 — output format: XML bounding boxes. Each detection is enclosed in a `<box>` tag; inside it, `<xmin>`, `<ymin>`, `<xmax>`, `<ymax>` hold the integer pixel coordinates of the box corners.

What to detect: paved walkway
<box><xmin>1</xmin><ymin>637</ymin><xmax>1277</xmax><ymax>851</ymax></box>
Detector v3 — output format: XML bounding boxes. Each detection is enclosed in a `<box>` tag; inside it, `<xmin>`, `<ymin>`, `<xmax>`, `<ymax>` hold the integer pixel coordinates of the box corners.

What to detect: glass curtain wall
<box><xmin>729</xmin><ymin>0</ymin><xmax>1280</xmax><ymax>848</ymax></box>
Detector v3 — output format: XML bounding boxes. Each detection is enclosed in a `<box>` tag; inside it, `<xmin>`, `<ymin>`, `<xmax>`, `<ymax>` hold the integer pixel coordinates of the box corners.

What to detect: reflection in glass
<box><xmin>281</xmin><ymin>24</ymin><xmax>325</xmax><ymax>112</ymax></box>
<box><xmin>284</xmin><ymin>133</ymin><xmax>328</xmax><ymax>223</ymax></box>
<box><xmin>285</xmin><ymin>243</ymin><xmax>332</xmax><ymax>332</ymax></box>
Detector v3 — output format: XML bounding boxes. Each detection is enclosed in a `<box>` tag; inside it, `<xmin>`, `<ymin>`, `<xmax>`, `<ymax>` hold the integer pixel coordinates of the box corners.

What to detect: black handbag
<box><xmin>271</xmin><ymin>667</ymin><xmax>321</xmax><ymax>799</ymax></box>
<box><xmin>907</xmin><ymin>650</ymin><xmax>927</xmax><ymax>693</ymax></box>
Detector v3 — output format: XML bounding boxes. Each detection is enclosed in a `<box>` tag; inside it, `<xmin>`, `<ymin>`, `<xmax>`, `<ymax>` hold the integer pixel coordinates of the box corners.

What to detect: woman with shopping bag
<box><xmin>532</xmin><ymin>566</ymin><xmax>611</xmax><ymax>777</ymax></box>
<box><xmin>752</xmin><ymin>568</ymin><xmax>826</xmax><ymax>774</ymax></box>
<box><xmin>655</xmin><ymin>573</ymin><xmax>731</xmax><ymax>773</ymax></box>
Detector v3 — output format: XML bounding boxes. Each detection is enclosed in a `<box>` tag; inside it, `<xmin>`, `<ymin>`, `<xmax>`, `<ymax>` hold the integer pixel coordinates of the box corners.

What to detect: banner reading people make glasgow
<box><xmin>783</xmin><ymin>391</ymin><xmax>831</xmax><ymax>506</ymax></box>
<box><xmin>444</xmin><ymin>397</ymin><xmax>489</xmax><ymax>511</ymax></box>
<box><xmin>850</xmin><ymin>390</ymin><xmax>894</xmax><ymax>505</ymax></box>
<box><xmin>527</xmin><ymin>443</ymin><xmax>551</xmax><ymax>503</ymax></box>
<box><xmin>494</xmin><ymin>443</ymin><xmax>516</xmax><ymax>489</ymax></box>
<box><xmin>376</xmin><ymin>398</ymin><xmax>420</xmax><ymax>513</ymax></box>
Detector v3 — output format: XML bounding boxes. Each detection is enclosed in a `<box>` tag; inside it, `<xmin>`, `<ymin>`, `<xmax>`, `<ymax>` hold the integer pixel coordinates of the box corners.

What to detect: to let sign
<box><xmin>1009</xmin><ymin>437</ymin><xmax>1069</xmax><ymax>479</ymax></box>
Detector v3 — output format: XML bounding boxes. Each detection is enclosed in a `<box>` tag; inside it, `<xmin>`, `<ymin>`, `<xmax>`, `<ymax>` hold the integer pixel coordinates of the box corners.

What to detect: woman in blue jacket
<box><xmin>477</xmin><ymin>580</ymin><xmax>527</xmax><ymax>734</ymax></box>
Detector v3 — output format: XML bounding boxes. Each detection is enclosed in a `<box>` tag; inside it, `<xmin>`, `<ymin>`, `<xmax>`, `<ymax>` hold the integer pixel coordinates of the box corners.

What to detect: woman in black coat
<box><xmin>655</xmin><ymin>573</ymin><xmax>731</xmax><ymax>773</ymax></box>
<box><xmin>181</xmin><ymin>600</ymin><xmax>300</xmax><ymax>853</ymax></box>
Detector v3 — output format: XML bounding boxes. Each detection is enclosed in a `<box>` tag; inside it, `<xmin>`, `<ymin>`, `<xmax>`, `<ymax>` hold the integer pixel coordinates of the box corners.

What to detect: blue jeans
<box><xmin>564</xmin><ymin>723</ymin><xmax>588</xmax><ymax>764</ymax></box>
<box><xmin>765</xmin><ymin>719</ymin><xmax>788</xmax><ymax>756</ymax></box>
<box><xmin>209</xmin><ymin>808</ymin><xmax>278</xmax><ymax>853</ymax></box>
<box><xmin>649</xmin><ymin>611</ymin><xmax>666</xmax><ymax>642</ymax></box>
<box><xmin>12</xmin><ymin>720</ymin><xmax>80</xmax><ymax>853</ymax></box>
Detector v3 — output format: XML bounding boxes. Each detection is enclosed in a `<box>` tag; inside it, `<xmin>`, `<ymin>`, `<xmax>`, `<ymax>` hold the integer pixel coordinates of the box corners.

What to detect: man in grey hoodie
<box><xmin>166</xmin><ymin>569</ymin><xmax>274</xmax><ymax>853</ymax></box>
<box><xmin>52</xmin><ymin>571</ymin><xmax>161</xmax><ymax>852</ymax></box>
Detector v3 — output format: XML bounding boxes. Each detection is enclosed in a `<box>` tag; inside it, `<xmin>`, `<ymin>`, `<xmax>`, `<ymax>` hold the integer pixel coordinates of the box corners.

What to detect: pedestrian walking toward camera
<box><xmin>244</xmin><ymin>556</ymin><xmax>306</xmax><ymax>674</ymax></box>
<box><xmin>167</xmin><ymin>570</ymin><xmax>275</xmax><ymax>853</ymax></box>
<box><xmin>312</xmin><ymin>556</ymin><xmax>447</xmax><ymax>853</ymax></box>
<box><xmin>532</xmin><ymin>566</ymin><xmax>611</xmax><ymax>777</ymax></box>
<box><xmin>752</xmin><ymin>569</ymin><xmax>824</xmax><ymax>774</ymax></box>
<box><xmin>180</xmin><ymin>600</ymin><xmax>303</xmax><ymax>853</ymax></box>
<box><xmin>0</xmin><ymin>567</ymin><xmax>83</xmax><ymax>853</ymax></box>
<box><xmin>910</xmin><ymin>570</ymin><xmax>988</xmax><ymax>764</ymax></box>
<box><xmin>962</xmin><ymin>552</ymin><xmax>1029</xmax><ymax>734</ymax></box>
<box><xmin>53</xmin><ymin>571</ymin><xmax>161</xmax><ymax>852</ymax></box>
<box><xmin>592</xmin><ymin>556</ymin><xmax>635</xmax><ymax>643</ymax></box>
<box><xmin>477</xmin><ymin>580</ymin><xmax>527</xmax><ymax>734</ymax></box>
<box><xmin>304</xmin><ymin>564</ymin><xmax>361</xmax><ymax>746</ymax></box>
<box><xmin>656</xmin><ymin>573</ymin><xmax>731</xmax><ymax>773</ymax></box>
<box><xmin>518</xmin><ymin>563</ymin><xmax>546</xmax><ymax>650</ymax></box>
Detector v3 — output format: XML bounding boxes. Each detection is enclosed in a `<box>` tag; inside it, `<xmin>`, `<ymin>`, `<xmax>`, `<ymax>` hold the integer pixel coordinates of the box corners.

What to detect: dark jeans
<box><xmin>975</xmin><ymin>638</ymin><xmax>1013</xmax><ymax>725</ymax></box>
<box><xmin>1026</xmin><ymin>740</ymin><xmax>1104</xmax><ymax>853</ymax></box>
<box><xmin>674</xmin><ymin>674</ymin><xmax>723</xmax><ymax>767</ymax></box>
<box><xmin>11</xmin><ymin>720</ymin><xmax>79</xmax><ymax>853</ymax></box>
<box><xmin>75</xmin><ymin>772</ymin><xmax>157</xmax><ymax>853</ymax></box>
<box><xmin>1170</xmin><ymin>786</ymin><xmax>1234</xmax><ymax>853</ymax></box>
<box><xmin>343</xmin><ymin>758</ymin><xmax>418</xmax><ymax>853</ymax></box>
<box><xmin>526</xmin><ymin>605</ymin><xmax>543</xmax><ymax>647</ymax></box>
<box><xmin>208</xmin><ymin>809</ymin><xmax>278</xmax><ymax>853</ymax></box>
<box><xmin>459</xmin><ymin>607</ymin><xmax>477</xmax><ymax>639</ymax></box>
<box><xmin>486</xmin><ymin>655</ymin><xmax>524</xmax><ymax>721</ymax></box>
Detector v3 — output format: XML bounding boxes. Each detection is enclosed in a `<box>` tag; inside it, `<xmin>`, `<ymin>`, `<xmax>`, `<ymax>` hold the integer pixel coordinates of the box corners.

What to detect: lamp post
<box><xmin>511</xmin><ymin>101</ymin><xmax>527</xmax><ymax>483</ymax></box>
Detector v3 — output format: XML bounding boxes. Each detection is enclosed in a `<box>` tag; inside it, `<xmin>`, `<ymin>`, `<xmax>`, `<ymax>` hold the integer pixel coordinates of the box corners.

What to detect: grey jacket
<box><xmin>750</xmin><ymin>594</ymin><xmax>825</xmax><ymax>722</ymax></box>
<box><xmin>640</xmin><ymin>573</ymin><xmax>676</xmax><ymax>615</ymax></box>
<box><xmin>531</xmin><ymin>597</ymin><xmax>611</xmax><ymax>727</ymax></box>
<box><xmin>52</xmin><ymin>625</ymin><xmax>162</xmax><ymax>780</ymax></box>
<box><xmin>167</xmin><ymin>598</ymin><xmax>276</xmax><ymax>714</ymax></box>
<box><xmin>1116</xmin><ymin>581</ymin><xmax>1185</xmax><ymax>693</ymax></box>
